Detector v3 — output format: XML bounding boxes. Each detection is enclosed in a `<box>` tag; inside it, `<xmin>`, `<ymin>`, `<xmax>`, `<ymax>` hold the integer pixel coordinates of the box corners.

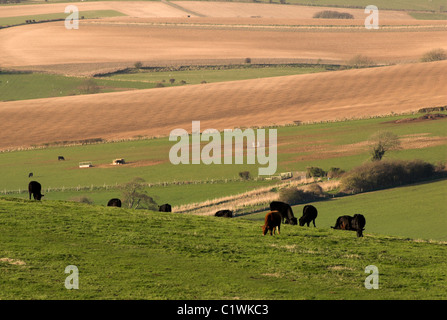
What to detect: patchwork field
<box><xmin>1</xmin><ymin>0</ymin><xmax>446</xmax><ymax>301</ymax></box>
<box><xmin>1</xmin><ymin>60</ymin><xmax>446</xmax><ymax>151</ymax></box>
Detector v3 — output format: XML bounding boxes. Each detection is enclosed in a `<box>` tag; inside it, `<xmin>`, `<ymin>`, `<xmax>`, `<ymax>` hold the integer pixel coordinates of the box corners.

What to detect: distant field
<box><xmin>1</xmin><ymin>61</ymin><xmax>446</xmax><ymax>151</ymax></box>
<box><xmin>101</xmin><ymin>64</ymin><xmax>333</xmax><ymax>85</ymax></box>
<box><xmin>0</xmin><ymin>72</ymin><xmax>176</xmax><ymax>102</ymax></box>
<box><xmin>244</xmin><ymin>179</ymin><xmax>447</xmax><ymax>241</ymax></box>
<box><xmin>0</xmin><ymin>113</ymin><xmax>445</xmax><ymax>199</ymax></box>
<box><xmin>283</xmin><ymin>0</ymin><xmax>447</xmax><ymax>12</ymax></box>
<box><xmin>0</xmin><ymin>10</ymin><xmax>126</xmax><ymax>27</ymax></box>
<box><xmin>409</xmin><ymin>12</ymin><xmax>447</xmax><ymax>20</ymax></box>
<box><xmin>0</xmin><ymin>65</ymin><xmax>337</xmax><ymax>101</ymax></box>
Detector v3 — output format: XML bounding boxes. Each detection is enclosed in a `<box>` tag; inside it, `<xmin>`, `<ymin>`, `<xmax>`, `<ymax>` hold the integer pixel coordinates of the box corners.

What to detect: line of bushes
<box><xmin>313</xmin><ymin>10</ymin><xmax>354</xmax><ymax>19</ymax></box>
<box><xmin>340</xmin><ymin>159</ymin><xmax>445</xmax><ymax>194</ymax></box>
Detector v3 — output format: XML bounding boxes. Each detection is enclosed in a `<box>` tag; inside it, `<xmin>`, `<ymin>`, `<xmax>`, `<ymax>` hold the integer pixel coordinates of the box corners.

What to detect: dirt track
<box><xmin>1</xmin><ymin>60</ymin><xmax>446</xmax><ymax>150</ymax></box>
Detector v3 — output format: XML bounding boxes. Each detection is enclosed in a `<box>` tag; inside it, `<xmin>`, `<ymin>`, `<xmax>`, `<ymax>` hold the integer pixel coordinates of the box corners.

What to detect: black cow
<box><xmin>215</xmin><ymin>209</ymin><xmax>233</xmax><ymax>218</ymax></box>
<box><xmin>159</xmin><ymin>204</ymin><xmax>172</xmax><ymax>212</ymax></box>
<box><xmin>331</xmin><ymin>214</ymin><xmax>366</xmax><ymax>237</ymax></box>
<box><xmin>28</xmin><ymin>172</ymin><xmax>33</xmax><ymax>178</ymax></box>
<box><xmin>351</xmin><ymin>214</ymin><xmax>366</xmax><ymax>237</ymax></box>
<box><xmin>58</xmin><ymin>156</ymin><xmax>65</xmax><ymax>161</ymax></box>
<box><xmin>107</xmin><ymin>198</ymin><xmax>122</xmax><ymax>207</ymax></box>
<box><xmin>299</xmin><ymin>205</ymin><xmax>318</xmax><ymax>227</ymax></box>
<box><xmin>28</xmin><ymin>181</ymin><xmax>44</xmax><ymax>200</ymax></box>
<box><xmin>270</xmin><ymin>201</ymin><xmax>297</xmax><ymax>225</ymax></box>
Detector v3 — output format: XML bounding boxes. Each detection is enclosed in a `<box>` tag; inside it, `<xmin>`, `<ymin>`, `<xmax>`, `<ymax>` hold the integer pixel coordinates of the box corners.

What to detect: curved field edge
<box><xmin>0</xmin><ymin>197</ymin><xmax>446</xmax><ymax>299</ymax></box>
<box><xmin>242</xmin><ymin>179</ymin><xmax>447</xmax><ymax>242</ymax></box>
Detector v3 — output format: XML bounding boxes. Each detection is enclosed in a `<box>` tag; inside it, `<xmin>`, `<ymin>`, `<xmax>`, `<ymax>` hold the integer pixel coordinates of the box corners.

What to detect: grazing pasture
<box><xmin>244</xmin><ymin>179</ymin><xmax>447</xmax><ymax>241</ymax></box>
<box><xmin>0</xmin><ymin>197</ymin><xmax>446</xmax><ymax>299</ymax></box>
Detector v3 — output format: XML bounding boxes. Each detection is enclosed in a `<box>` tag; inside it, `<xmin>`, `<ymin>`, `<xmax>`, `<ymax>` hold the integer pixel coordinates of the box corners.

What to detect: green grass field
<box><xmin>0</xmin><ymin>196</ymin><xmax>446</xmax><ymax>299</ymax></box>
<box><xmin>101</xmin><ymin>65</ymin><xmax>334</xmax><ymax>85</ymax></box>
<box><xmin>1</xmin><ymin>112</ymin><xmax>445</xmax><ymax>192</ymax></box>
<box><xmin>0</xmin><ymin>72</ymin><xmax>165</xmax><ymax>102</ymax></box>
<box><xmin>244</xmin><ymin>179</ymin><xmax>447</xmax><ymax>241</ymax></box>
<box><xmin>284</xmin><ymin>0</ymin><xmax>447</xmax><ymax>12</ymax></box>
<box><xmin>0</xmin><ymin>10</ymin><xmax>126</xmax><ymax>27</ymax></box>
<box><xmin>0</xmin><ymin>65</ymin><xmax>335</xmax><ymax>102</ymax></box>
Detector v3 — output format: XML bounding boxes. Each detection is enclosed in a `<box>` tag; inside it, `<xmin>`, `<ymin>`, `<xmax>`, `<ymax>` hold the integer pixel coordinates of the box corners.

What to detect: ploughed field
<box><xmin>0</xmin><ymin>60</ymin><xmax>446</xmax><ymax>151</ymax></box>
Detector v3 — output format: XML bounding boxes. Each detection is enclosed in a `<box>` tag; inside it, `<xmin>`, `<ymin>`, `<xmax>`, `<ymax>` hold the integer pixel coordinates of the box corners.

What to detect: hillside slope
<box><xmin>1</xmin><ymin>61</ymin><xmax>446</xmax><ymax>151</ymax></box>
<box><xmin>0</xmin><ymin>198</ymin><xmax>445</xmax><ymax>299</ymax></box>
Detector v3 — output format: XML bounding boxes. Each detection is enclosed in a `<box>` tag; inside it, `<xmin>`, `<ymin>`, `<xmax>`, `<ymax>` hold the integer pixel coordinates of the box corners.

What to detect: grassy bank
<box><xmin>0</xmin><ymin>197</ymin><xmax>445</xmax><ymax>299</ymax></box>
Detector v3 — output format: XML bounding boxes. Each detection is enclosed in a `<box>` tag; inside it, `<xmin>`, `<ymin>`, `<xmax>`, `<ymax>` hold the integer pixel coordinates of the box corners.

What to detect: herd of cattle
<box><xmin>28</xmin><ymin>181</ymin><xmax>366</xmax><ymax>237</ymax></box>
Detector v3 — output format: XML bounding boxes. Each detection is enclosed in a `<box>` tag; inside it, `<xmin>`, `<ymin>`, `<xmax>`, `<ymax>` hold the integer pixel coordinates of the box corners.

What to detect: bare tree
<box><xmin>121</xmin><ymin>177</ymin><xmax>157</xmax><ymax>210</ymax></box>
<box><xmin>369</xmin><ymin>131</ymin><xmax>401</xmax><ymax>161</ymax></box>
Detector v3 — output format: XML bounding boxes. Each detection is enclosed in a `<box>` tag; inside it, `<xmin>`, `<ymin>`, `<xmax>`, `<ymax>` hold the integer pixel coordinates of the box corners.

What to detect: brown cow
<box><xmin>261</xmin><ymin>211</ymin><xmax>282</xmax><ymax>236</ymax></box>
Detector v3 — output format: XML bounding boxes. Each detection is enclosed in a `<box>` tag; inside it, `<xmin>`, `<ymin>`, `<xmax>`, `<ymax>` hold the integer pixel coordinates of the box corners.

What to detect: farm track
<box><xmin>1</xmin><ymin>60</ymin><xmax>446</xmax><ymax>151</ymax></box>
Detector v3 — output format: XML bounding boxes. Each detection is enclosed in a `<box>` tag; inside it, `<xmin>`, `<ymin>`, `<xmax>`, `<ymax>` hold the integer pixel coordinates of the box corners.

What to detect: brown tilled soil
<box><xmin>1</xmin><ymin>60</ymin><xmax>446</xmax><ymax>151</ymax></box>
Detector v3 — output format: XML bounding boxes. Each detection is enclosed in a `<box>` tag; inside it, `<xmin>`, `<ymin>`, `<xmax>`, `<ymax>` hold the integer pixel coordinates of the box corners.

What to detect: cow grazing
<box><xmin>58</xmin><ymin>156</ymin><xmax>65</xmax><ymax>161</ymax></box>
<box><xmin>351</xmin><ymin>214</ymin><xmax>366</xmax><ymax>237</ymax></box>
<box><xmin>261</xmin><ymin>210</ymin><xmax>282</xmax><ymax>236</ymax></box>
<box><xmin>28</xmin><ymin>172</ymin><xmax>33</xmax><ymax>178</ymax></box>
<box><xmin>269</xmin><ymin>201</ymin><xmax>297</xmax><ymax>225</ymax></box>
<box><xmin>215</xmin><ymin>209</ymin><xmax>233</xmax><ymax>218</ymax></box>
<box><xmin>159</xmin><ymin>204</ymin><xmax>172</xmax><ymax>212</ymax></box>
<box><xmin>299</xmin><ymin>205</ymin><xmax>318</xmax><ymax>227</ymax></box>
<box><xmin>331</xmin><ymin>214</ymin><xmax>366</xmax><ymax>237</ymax></box>
<box><xmin>28</xmin><ymin>181</ymin><xmax>44</xmax><ymax>200</ymax></box>
<box><xmin>107</xmin><ymin>198</ymin><xmax>122</xmax><ymax>207</ymax></box>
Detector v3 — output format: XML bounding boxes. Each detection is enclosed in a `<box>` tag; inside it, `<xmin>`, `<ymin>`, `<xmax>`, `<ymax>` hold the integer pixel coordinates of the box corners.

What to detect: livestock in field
<box><xmin>351</xmin><ymin>214</ymin><xmax>366</xmax><ymax>237</ymax></box>
<box><xmin>299</xmin><ymin>205</ymin><xmax>318</xmax><ymax>227</ymax></box>
<box><xmin>215</xmin><ymin>209</ymin><xmax>233</xmax><ymax>218</ymax></box>
<box><xmin>58</xmin><ymin>156</ymin><xmax>65</xmax><ymax>161</ymax></box>
<box><xmin>159</xmin><ymin>203</ymin><xmax>172</xmax><ymax>212</ymax></box>
<box><xmin>28</xmin><ymin>181</ymin><xmax>44</xmax><ymax>200</ymax></box>
<box><xmin>107</xmin><ymin>198</ymin><xmax>122</xmax><ymax>207</ymax></box>
<box><xmin>269</xmin><ymin>201</ymin><xmax>297</xmax><ymax>225</ymax></box>
<box><xmin>28</xmin><ymin>172</ymin><xmax>33</xmax><ymax>178</ymax></box>
<box><xmin>331</xmin><ymin>214</ymin><xmax>366</xmax><ymax>237</ymax></box>
<box><xmin>261</xmin><ymin>210</ymin><xmax>282</xmax><ymax>236</ymax></box>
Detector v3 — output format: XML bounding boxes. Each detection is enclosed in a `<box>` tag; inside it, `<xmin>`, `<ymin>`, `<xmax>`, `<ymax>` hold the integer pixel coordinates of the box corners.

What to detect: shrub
<box><xmin>420</xmin><ymin>48</ymin><xmax>447</xmax><ymax>62</ymax></box>
<box><xmin>327</xmin><ymin>167</ymin><xmax>345</xmax><ymax>179</ymax></box>
<box><xmin>169</xmin><ymin>78</ymin><xmax>175</xmax><ymax>84</ymax></box>
<box><xmin>279</xmin><ymin>187</ymin><xmax>321</xmax><ymax>205</ymax></box>
<box><xmin>239</xmin><ymin>171</ymin><xmax>251</xmax><ymax>180</ymax></box>
<box><xmin>306</xmin><ymin>166</ymin><xmax>326</xmax><ymax>178</ymax></box>
<box><xmin>79</xmin><ymin>79</ymin><xmax>100</xmax><ymax>94</ymax></box>
<box><xmin>346</xmin><ymin>54</ymin><xmax>375</xmax><ymax>68</ymax></box>
<box><xmin>134</xmin><ymin>61</ymin><xmax>143</xmax><ymax>69</ymax></box>
<box><xmin>340</xmin><ymin>159</ymin><xmax>436</xmax><ymax>193</ymax></box>
<box><xmin>313</xmin><ymin>10</ymin><xmax>354</xmax><ymax>19</ymax></box>
<box><xmin>302</xmin><ymin>183</ymin><xmax>324</xmax><ymax>196</ymax></box>
<box><xmin>245</xmin><ymin>57</ymin><xmax>252</xmax><ymax>64</ymax></box>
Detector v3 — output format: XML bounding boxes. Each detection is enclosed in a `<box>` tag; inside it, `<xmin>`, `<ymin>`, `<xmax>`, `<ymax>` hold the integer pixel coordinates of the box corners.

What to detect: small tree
<box><xmin>79</xmin><ymin>79</ymin><xmax>100</xmax><ymax>94</ymax></box>
<box><xmin>420</xmin><ymin>48</ymin><xmax>447</xmax><ymax>62</ymax></box>
<box><xmin>369</xmin><ymin>131</ymin><xmax>400</xmax><ymax>161</ymax></box>
<box><xmin>121</xmin><ymin>177</ymin><xmax>157</xmax><ymax>210</ymax></box>
<box><xmin>134</xmin><ymin>61</ymin><xmax>143</xmax><ymax>69</ymax></box>
<box><xmin>169</xmin><ymin>78</ymin><xmax>176</xmax><ymax>84</ymax></box>
<box><xmin>239</xmin><ymin>171</ymin><xmax>251</xmax><ymax>180</ymax></box>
